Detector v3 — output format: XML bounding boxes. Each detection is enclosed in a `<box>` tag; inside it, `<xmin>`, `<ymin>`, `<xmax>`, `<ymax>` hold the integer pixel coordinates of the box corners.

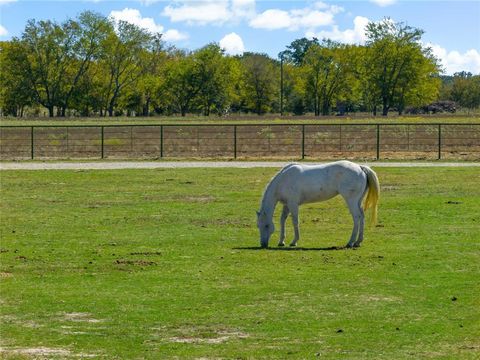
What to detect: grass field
<box><xmin>1</xmin><ymin>114</ymin><xmax>479</xmax><ymax>127</ymax></box>
<box><xmin>1</xmin><ymin>167</ymin><xmax>479</xmax><ymax>359</ymax></box>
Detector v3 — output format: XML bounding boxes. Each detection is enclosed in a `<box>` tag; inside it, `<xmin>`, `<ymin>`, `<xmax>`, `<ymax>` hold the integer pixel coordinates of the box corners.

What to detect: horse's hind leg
<box><xmin>353</xmin><ymin>185</ymin><xmax>368</xmax><ymax>247</ymax></box>
<box><xmin>354</xmin><ymin>201</ymin><xmax>365</xmax><ymax>247</ymax></box>
<box><xmin>278</xmin><ymin>205</ymin><xmax>289</xmax><ymax>247</ymax></box>
<box><xmin>345</xmin><ymin>197</ymin><xmax>363</xmax><ymax>248</ymax></box>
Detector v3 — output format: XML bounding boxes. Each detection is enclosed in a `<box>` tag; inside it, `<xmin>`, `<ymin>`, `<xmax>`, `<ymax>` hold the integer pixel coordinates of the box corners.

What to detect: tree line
<box><xmin>1</xmin><ymin>11</ymin><xmax>478</xmax><ymax>118</ymax></box>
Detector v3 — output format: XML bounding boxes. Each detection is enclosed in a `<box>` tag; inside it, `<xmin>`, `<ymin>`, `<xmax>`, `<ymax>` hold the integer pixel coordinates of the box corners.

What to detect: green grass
<box><xmin>0</xmin><ymin>167</ymin><xmax>479</xmax><ymax>359</ymax></box>
<box><xmin>1</xmin><ymin>114</ymin><xmax>479</xmax><ymax>127</ymax></box>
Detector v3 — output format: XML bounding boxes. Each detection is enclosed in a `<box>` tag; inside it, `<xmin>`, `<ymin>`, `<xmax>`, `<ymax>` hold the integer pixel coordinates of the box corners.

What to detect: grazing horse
<box><xmin>256</xmin><ymin>161</ymin><xmax>380</xmax><ymax>248</ymax></box>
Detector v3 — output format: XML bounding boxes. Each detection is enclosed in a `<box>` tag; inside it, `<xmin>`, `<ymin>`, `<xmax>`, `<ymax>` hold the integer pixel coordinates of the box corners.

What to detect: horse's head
<box><xmin>256</xmin><ymin>210</ymin><xmax>274</xmax><ymax>248</ymax></box>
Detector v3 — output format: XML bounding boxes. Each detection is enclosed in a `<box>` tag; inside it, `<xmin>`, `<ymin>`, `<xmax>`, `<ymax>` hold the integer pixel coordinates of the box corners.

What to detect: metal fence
<box><xmin>1</xmin><ymin>123</ymin><xmax>479</xmax><ymax>161</ymax></box>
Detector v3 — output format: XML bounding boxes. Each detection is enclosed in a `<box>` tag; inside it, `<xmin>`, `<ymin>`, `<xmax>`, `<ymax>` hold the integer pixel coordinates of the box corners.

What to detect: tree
<box><xmin>21</xmin><ymin>18</ymin><xmax>76</xmax><ymax>116</ymax></box>
<box><xmin>19</xmin><ymin>12</ymin><xmax>110</xmax><ymax>117</ymax></box>
<box><xmin>192</xmin><ymin>43</ymin><xmax>233</xmax><ymax>116</ymax></box>
<box><xmin>97</xmin><ymin>20</ymin><xmax>155</xmax><ymax>116</ymax></box>
<box><xmin>137</xmin><ymin>35</ymin><xmax>166</xmax><ymax>116</ymax></box>
<box><xmin>240</xmin><ymin>53</ymin><xmax>278</xmax><ymax>114</ymax></box>
<box><xmin>364</xmin><ymin>18</ymin><xmax>441</xmax><ymax>116</ymax></box>
<box><xmin>301</xmin><ymin>41</ymin><xmax>358</xmax><ymax>115</ymax></box>
<box><xmin>161</xmin><ymin>51</ymin><xmax>201</xmax><ymax>116</ymax></box>
<box><xmin>57</xmin><ymin>11</ymin><xmax>111</xmax><ymax>116</ymax></box>
<box><xmin>0</xmin><ymin>40</ymin><xmax>34</xmax><ymax>116</ymax></box>
<box><xmin>395</xmin><ymin>47</ymin><xmax>440</xmax><ymax>114</ymax></box>
<box><xmin>448</xmin><ymin>73</ymin><xmax>480</xmax><ymax>110</ymax></box>
<box><xmin>281</xmin><ymin>37</ymin><xmax>319</xmax><ymax>66</ymax></box>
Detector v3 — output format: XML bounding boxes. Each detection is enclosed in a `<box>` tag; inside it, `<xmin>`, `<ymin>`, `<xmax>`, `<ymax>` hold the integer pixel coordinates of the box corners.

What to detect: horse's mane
<box><xmin>260</xmin><ymin>163</ymin><xmax>299</xmax><ymax>208</ymax></box>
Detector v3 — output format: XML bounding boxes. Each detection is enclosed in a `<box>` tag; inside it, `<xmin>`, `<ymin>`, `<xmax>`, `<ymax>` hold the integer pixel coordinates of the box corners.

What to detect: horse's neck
<box><xmin>261</xmin><ymin>179</ymin><xmax>278</xmax><ymax>218</ymax></box>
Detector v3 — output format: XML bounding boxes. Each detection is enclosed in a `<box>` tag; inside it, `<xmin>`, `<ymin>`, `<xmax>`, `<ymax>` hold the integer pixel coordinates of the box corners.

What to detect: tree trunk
<box><xmin>48</xmin><ymin>105</ymin><xmax>54</xmax><ymax>117</ymax></box>
<box><xmin>143</xmin><ymin>99</ymin><xmax>150</xmax><ymax>117</ymax></box>
<box><xmin>382</xmin><ymin>97</ymin><xmax>389</xmax><ymax>116</ymax></box>
<box><xmin>321</xmin><ymin>100</ymin><xmax>330</xmax><ymax>116</ymax></box>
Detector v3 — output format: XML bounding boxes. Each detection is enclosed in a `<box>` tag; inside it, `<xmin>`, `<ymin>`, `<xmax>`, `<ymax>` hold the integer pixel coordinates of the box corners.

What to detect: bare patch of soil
<box><xmin>114</xmin><ymin>259</ymin><xmax>157</xmax><ymax>266</ymax></box>
<box><xmin>129</xmin><ymin>251</ymin><xmax>162</xmax><ymax>256</ymax></box>
<box><xmin>61</xmin><ymin>312</ymin><xmax>104</xmax><ymax>323</ymax></box>
<box><xmin>153</xmin><ymin>325</ymin><xmax>249</xmax><ymax>345</ymax></box>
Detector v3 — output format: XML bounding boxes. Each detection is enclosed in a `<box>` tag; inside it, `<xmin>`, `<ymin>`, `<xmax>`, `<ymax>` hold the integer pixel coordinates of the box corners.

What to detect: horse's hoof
<box><xmin>289</xmin><ymin>243</ymin><xmax>297</xmax><ymax>247</ymax></box>
<box><xmin>278</xmin><ymin>243</ymin><xmax>285</xmax><ymax>247</ymax></box>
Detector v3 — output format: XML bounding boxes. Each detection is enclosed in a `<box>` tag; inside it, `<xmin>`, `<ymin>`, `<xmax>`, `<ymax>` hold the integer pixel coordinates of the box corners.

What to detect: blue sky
<box><xmin>1</xmin><ymin>0</ymin><xmax>479</xmax><ymax>74</ymax></box>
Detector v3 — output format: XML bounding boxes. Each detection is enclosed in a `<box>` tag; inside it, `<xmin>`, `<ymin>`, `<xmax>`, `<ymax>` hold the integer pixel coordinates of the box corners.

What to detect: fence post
<box><xmin>101</xmin><ymin>126</ymin><xmax>104</xmax><ymax>159</ymax></box>
<box><xmin>438</xmin><ymin>124</ymin><xmax>442</xmax><ymax>160</ymax></box>
<box><xmin>301</xmin><ymin>124</ymin><xmax>305</xmax><ymax>159</ymax></box>
<box><xmin>376</xmin><ymin>124</ymin><xmax>380</xmax><ymax>160</ymax></box>
<box><xmin>31</xmin><ymin>126</ymin><xmax>34</xmax><ymax>160</ymax></box>
<box><xmin>233</xmin><ymin>125</ymin><xmax>237</xmax><ymax>159</ymax></box>
<box><xmin>160</xmin><ymin>125</ymin><xmax>163</xmax><ymax>158</ymax></box>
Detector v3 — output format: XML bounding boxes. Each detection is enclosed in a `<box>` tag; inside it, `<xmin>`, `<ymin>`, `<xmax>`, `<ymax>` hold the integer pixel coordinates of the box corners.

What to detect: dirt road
<box><xmin>1</xmin><ymin>161</ymin><xmax>479</xmax><ymax>170</ymax></box>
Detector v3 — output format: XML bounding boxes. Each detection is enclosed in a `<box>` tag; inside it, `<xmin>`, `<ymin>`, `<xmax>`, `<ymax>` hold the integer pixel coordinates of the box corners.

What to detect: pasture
<box><xmin>0</xmin><ymin>167</ymin><xmax>479</xmax><ymax>359</ymax></box>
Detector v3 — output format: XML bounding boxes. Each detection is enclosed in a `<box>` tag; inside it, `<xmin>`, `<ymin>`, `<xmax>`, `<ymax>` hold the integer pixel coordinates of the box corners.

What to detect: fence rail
<box><xmin>1</xmin><ymin>123</ymin><xmax>479</xmax><ymax>161</ymax></box>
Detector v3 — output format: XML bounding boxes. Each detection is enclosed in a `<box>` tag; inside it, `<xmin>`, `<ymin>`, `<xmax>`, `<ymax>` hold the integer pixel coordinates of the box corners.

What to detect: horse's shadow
<box><xmin>232</xmin><ymin>245</ymin><xmax>349</xmax><ymax>251</ymax></box>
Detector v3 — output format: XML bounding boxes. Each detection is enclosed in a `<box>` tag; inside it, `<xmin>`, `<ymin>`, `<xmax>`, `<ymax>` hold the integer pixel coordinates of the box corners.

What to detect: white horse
<box><xmin>256</xmin><ymin>161</ymin><xmax>380</xmax><ymax>249</ymax></box>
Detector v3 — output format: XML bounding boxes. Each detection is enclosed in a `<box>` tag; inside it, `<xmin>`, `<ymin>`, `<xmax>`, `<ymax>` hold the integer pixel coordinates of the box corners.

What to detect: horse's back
<box><xmin>278</xmin><ymin>161</ymin><xmax>366</xmax><ymax>204</ymax></box>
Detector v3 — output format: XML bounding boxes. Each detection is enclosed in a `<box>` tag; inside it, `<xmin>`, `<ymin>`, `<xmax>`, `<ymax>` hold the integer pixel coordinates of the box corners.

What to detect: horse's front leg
<box><xmin>288</xmin><ymin>203</ymin><xmax>300</xmax><ymax>247</ymax></box>
<box><xmin>278</xmin><ymin>205</ymin><xmax>289</xmax><ymax>247</ymax></box>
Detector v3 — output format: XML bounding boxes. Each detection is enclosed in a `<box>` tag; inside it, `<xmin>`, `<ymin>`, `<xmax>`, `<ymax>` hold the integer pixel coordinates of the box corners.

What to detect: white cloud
<box><xmin>370</xmin><ymin>0</ymin><xmax>397</xmax><ymax>7</ymax></box>
<box><xmin>427</xmin><ymin>43</ymin><xmax>480</xmax><ymax>75</ymax></box>
<box><xmin>220</xmin><ymin>32</ymin><xmax>245</xmax><ymax>55</ymax></box>
<box><xmin>109</xmin><ymin>7</ymin><xmax>187</xmax><ymax>43</ymax></box>
<box><xmin>162</xmin><ymin>0</ymin><xmax>232</xmax><ymax>25</ymax></box>
<box><xmin>110</xmin><ymin>8</ymin><xmax>164</xmax><ymax>33</ymax></box>
<box><xmin>0</xmin><ymin>0</ymin><xmax>17</xmax><ymax>5</ymax></box>
<box><xmin>0</xmin><ymin>24</ymin><xmax>8</xmax><ymax>36</ymax></box>
<box><xmin>161</xmin><ymin>0</ymin><xmax>256</xmax><ymax>25</ymax></box>
<box><xmin>307</xmin><ymin>16</ymin><xmax>369</xmax><ymax>44</ymax></box>
<box><xmin>137</xmin><ymin>0</ymin><xmax>162</xmax><ymax>5</ymax></box>
<box><xmin>249</xmin><ymin>9</ymin><xmax>293</xmax><ymax>30</ymax></box>
<box><xmin>231</xmin><ymin>0</ymin><xmax>256</xmax><ymax>18</ymax></box>
<box><xmin>163</xmin><ymin>29</ymin><xmax>189</xmax><ymax>42</ymax></box>
<box><xmin>249</xmin><ymin>2</ymin><xmax>342</xmax><ymax>31</ymax></box>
